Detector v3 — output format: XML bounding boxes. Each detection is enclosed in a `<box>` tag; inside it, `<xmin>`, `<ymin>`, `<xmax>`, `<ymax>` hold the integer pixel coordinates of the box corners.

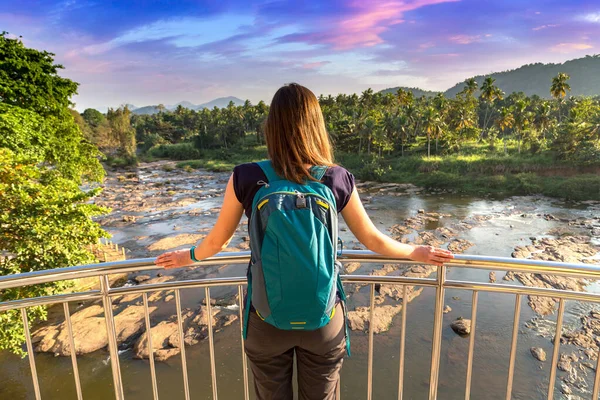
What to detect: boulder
<box><xmin>451</xmin><ymin>318</ymin><xmax>471</xmax><ymax>336</ymax></box>
<box><xmin>530</xmin><ymin>347</ymin><xmax>547</xmax><ymax>362</ymax></box>
<box><xmin>32</xmin><ymin>304</ymin><xmax>156</xmax><ymax>356</ymax></box>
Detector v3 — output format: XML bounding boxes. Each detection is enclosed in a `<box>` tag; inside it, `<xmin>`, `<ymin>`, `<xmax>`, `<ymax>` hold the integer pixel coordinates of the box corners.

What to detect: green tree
<box><xmin>495</xmin><ymin>107</ymin><xmax>515</xmax><ymax>154</ymax></box>
<box><xmin>479</xmin><ymin>77</ymin><xmax>504</xmax><ymax>139</ymax></box>
<box><xmin>551</xmin><ymin>72</ymin><xmax>571</xmax><ymax>122</ymax></box>
<box><xmin>0</xmin><ymin>33</ymin><xmax>107</xmax><ymax>355</ymax></box>
<box><xmin>422</xmin><ymin>106</ymin><xmax>444</xmax><ymax>157</ymax></box>
<box><xmin>107</xmin><ymin>106</ymin><xmax>136</xmax><ymax>159</ymax></box>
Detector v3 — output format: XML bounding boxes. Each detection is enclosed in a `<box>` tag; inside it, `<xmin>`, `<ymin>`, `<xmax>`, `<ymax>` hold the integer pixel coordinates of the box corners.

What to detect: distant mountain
<box><xmin>380</xmin><ymin>55</ymin><xmax>600</xmax><ymax>101</ymax></box>
<box><xmin>131</xmin><ymin>105</ymin><xmax>161</xmax><ymax>115</ymax></box>
<box><xmin>196</xmin><ymin>96</ymin><xmax>245</xmax><ymax>109</ymax></box>
<box><xmin>444</xmin><ymin>55</ymin><xmax>600</xmax><ymax>98</ymax></box>
<box><xmin>167</xmin><ymin>101</ymin><xmax>195</xmax><ymax>110</ymax></box>
<box><xmin>379</xmin><ymin>86</ymin><xmax>440</xmax><ymax>98</ymax></box>
<box><xmin>130</xmin><ymin>97</ymin><xmax>245</xmax><ymax>115</ymax></box>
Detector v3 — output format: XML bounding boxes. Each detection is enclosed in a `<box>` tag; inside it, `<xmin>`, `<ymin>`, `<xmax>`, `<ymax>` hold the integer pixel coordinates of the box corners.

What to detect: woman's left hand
<box><xmin>155</xmin><ymin>249</ymin><xmax>193</xmax><ymax>269</ymax></box>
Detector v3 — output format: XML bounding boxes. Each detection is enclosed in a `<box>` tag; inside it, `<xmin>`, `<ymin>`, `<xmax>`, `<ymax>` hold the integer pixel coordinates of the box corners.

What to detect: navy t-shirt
<box><xmin>233</xmin><ymin>162</ymin><xmax>355</xmax><ymax>218</ymax></box>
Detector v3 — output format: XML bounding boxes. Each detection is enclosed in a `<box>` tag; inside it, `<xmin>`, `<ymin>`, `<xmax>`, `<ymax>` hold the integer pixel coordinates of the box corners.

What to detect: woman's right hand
<box><xmin>409</xmin><ymin>245</ymin><xmax>454</xmax><ymax>267</ymax></box>
<box><xmin>155</xmin><ymin>249</ymin><xmax>193</xmax><ymax>269</ymax></box>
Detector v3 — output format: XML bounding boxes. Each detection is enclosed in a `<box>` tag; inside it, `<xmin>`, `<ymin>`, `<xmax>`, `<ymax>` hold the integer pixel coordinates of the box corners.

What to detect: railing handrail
<box><xmin>1</xmin><ymin>250</ymin><xmax>599</xmax><ymax>291</ymax></box>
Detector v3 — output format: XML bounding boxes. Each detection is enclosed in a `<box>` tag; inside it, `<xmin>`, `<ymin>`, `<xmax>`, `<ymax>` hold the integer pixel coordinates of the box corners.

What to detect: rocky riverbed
<box><xmin>20</xmin><ymin>161</ymin><xmax>600</xmax><ymax>399</ymax></box>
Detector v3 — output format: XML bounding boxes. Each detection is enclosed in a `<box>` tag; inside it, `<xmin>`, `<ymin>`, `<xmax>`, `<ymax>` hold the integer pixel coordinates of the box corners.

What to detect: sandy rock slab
<box><xmin>133</xmin><ymin>305</ymin><xmax>238</xmax><ymax>361</ymax></box>
<box><xmin>32</xmin><ymin>304</ymin><xmax>156</xmax><ymax>356</ymax></box>
<box><xmin>148</xmin><ymin>233</ymin><xmax>207</xmax><ymax>251</ymax></box>
<box><xmin>506</xmin><ymin>236</ymin><xmax>598</xmax><ymax>316</ymax></box>
<box><xmin>347</xmin><ymin>264</ymin><xmax>436</xmax><ymax>333</ymax></box>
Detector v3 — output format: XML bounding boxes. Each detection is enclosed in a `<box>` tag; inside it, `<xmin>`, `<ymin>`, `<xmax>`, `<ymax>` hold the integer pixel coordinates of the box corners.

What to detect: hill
<box><xmin>379</xmin><ymin>86</ymin><xmax>440</xmax><ymax>98</ymax></box>
<box><xmin>131</xmin><ymin>105</ymin><xmax>160</xmax><ymax>115</ymax></box>
<box><xmin>131</xmin><ymin>97</ymin><xmax>245</xmax><ymax>115</ymax></box>
<box><xmin>196</xmin><ymin>96</ymin><xmax>244</xmax><ymax>109</ymax></box>
<box><xmin>444</xmin><ymin>55</ymin><xmax>600</xmax><ymax>98</ymax></box>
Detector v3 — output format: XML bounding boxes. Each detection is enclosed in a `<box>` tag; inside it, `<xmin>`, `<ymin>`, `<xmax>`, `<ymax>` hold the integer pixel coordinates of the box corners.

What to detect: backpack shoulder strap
<box><xmin>310</xmin><ymin>166</ymin><xmax>328</xmax><ymax>181</ymax></box>
<box><xmin>256</xmin><ymin>160</ymin><xmax>281</xmax><ymax>183</ymax></box>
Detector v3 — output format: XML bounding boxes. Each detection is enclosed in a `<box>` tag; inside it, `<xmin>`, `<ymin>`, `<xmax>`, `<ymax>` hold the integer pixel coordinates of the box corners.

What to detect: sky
<box><xmin>2</xmin><ymin>0</ymin><xmax>600</xmax><ymax>111</ymax></box>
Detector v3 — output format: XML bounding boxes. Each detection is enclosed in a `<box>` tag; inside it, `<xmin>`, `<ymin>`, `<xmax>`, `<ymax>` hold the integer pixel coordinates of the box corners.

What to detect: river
<box><xmin>1</xmin><ymin>161</ymin><xmax>599</xmax><ymax>399</ymax></box>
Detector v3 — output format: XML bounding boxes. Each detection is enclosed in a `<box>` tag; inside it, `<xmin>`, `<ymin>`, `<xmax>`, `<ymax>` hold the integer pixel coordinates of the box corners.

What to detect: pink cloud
<box><xmin>287</xmin><ymin>0</ymin><xmax>459</xmax><ymax>50</ymax></box>
<box><xmin>532</xmin><ymin>24</ymin><xmax>559</xmax><ymax>31</ymax></box>
<box><xmin>302</xmin><ymin>61</ymin><xmax>330</xmax><ymax>69</ymax></box>
<box><xmin>449</xmin><ymin>34</ymin><xmax>481</xmax><ymax>44</ymax></box>
<box><xmin>550</xmin><ymin>43</ymin><xmax>593</xmax><ymax>53</ymax></box>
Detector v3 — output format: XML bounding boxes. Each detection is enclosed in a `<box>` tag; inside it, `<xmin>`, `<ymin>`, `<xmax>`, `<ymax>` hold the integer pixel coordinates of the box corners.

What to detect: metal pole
<box><xmin>175</xmin><ymin>290</ymin><xmax>191</xmax><ymax>400</ymax></box>
<box><xmin>142</xmin><ymin>293</ymin><xmax>159</xmax><ymax>400</ymax></box>
<box><xmin>63</xmin><ymin>303</ymin><xmax>83</xmax><ymax>400</ymax></box>
<box><xmin>398</xmin><ymin>285</ymin><xmax>408</xmax><ymax>400</ymax></box>
<box><xmin>237</xmin><ymin>285</ymin><xmax>250</xmax><ymax>400</ymax></box>
<box><xmin>367</xmin><ymin>283</ymin><xmax>376</xmax><ymax>400</ymax></box>
<box><xmin>505</xmin><ymin>294</ymin><xmax>522</xmax><ymax>400</ymax></box>
<box><xmin>464</xmin><ymin>291</ymin><xmax>478</xmax><ymax>400</ymax></box>
<box><xmin>547</xmin><ymin>299</ymin><xmax>566</xmax><ymax>400</ymax></box>
<box><xmin>429</xmin><ymin>266</ymin><xmax>446</xmax><ymax>400</ymax></box>
<box><xmin>205</xmin><ymin>287</ymin><xmax>219</xmax><ymax>400</ymax></box>
<box><xmin>21</xmin><ymin>309</ymin><xmax>41</xmax><ymax>400</ymax></box>
<box><xmin>100</xmin><ymin>275</ymin><xmax>124</xmax><ymax>400</ymax></box>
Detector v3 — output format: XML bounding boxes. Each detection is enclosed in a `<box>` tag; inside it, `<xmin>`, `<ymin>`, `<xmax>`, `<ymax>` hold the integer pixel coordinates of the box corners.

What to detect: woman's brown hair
<box><xmin>264</xmin><ymin>83</ymin><xmax>334</xmax><ymax>183</ymax></box>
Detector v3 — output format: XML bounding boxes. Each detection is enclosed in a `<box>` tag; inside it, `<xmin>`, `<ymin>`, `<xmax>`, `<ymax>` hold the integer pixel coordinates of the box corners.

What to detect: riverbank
<box><xmin>3</xmin><ymin>160</ymin><xmax>599</xmax><ymax>399</ymax></box>
<box><xmin>140</xmin><ymin>145</ymin><xmax>600</xmax><ymax>201</ymax></box>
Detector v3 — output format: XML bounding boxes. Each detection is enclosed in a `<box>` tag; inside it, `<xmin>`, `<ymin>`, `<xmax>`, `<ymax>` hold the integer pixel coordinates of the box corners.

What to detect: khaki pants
<box><xmin>244</xmin><ymin>303</ymin><xmax>346</xmax><ymax>400</ymax></box>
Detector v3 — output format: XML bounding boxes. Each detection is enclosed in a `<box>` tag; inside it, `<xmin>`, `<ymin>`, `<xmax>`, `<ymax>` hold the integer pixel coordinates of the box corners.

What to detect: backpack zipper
<box><xmin>253</xmin><ymin>191</ymin><xmax>333</xmax><ymax>212</ymax></box>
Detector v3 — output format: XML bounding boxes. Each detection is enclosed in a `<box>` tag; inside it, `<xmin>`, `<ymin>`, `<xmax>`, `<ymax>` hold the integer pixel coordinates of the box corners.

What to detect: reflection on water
<box><xmin>1</xmin><ymin>191</ymin><xmax>598</xmax><ymax>399</ymax></box>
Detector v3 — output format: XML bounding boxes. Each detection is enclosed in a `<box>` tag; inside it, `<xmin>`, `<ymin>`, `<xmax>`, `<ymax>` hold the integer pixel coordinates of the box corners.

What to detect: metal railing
<box><xmin>1</xmin><ymin>250</ymin><xmax>600</xmax><ymax>400</ymax></box>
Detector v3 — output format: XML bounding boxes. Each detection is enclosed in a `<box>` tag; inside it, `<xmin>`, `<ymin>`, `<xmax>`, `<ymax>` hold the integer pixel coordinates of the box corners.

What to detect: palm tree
<box><xmin>479</xmin><ymin>77</ymin><xmax>504</xmax><ymax>139</ymax></box>
<box><xmin>422</xmin><ymin>106</ymin><xmax>444</xmax><ymax>157</ymax></box>
<box><xmin>396</xmin><ymin>113</ymin><xmax>410</xmax><ymax>157</ymax></box>
<box><xmin>512</xmin><ymin>100</ymin><xmax>531</xmax><ymax>154</ymax></box>
<box><xmin>551</xmin><ymin>72</ymin><xmax>571</xmax><ymax>122</ymax></box>
<box><xmin>461</xmin><ymin>78</ymin><xmax>478</xmax><ymax>97</ymax></box>
<box><xmin>495</xmin><ymin>107</ymin><xmax>515</xmax><ymax>154</ymax></box>
<box><xmin>533</xmin><ymin>101</ymin><xmax>554</xmax><ymax>143</ymax></box>
<box><xmin>396</xmin><ymin>88</ymin><xmax>414</xmax><ymax>107</ymax></box>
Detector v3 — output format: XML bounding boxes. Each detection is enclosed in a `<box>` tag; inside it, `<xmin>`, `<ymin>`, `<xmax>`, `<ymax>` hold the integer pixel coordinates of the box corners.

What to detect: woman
<box><xmin>155</xmin><ymin>83</ymin><xmax>454</xmax><ymax>399</ymax></box>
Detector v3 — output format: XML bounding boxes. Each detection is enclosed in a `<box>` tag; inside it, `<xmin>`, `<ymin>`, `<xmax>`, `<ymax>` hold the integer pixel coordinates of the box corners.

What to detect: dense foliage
<box><xmin>114</xmin><ymin>74</ymin><xmax>599</xmax><ymax>167</ymax></box>
<box><xmin>0</xmin><ymin>33</ymin><xmax>108</xmax><ymax>356</ymax></box>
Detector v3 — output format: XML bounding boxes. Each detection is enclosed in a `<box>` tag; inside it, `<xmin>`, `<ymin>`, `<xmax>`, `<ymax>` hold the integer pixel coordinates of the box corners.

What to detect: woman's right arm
<box><xmin>340</xmin><ymin>188</ymin><xmax>454</xmax><ymax>266</ymax></box>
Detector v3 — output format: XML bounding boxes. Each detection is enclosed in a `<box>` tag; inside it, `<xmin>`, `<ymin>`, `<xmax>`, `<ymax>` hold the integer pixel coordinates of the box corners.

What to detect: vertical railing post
<box><xmin>367</xmin><ymin>283</ymin><xmax>376</xmax><ymax>400</ymax></box>
<box><xmin>464</xmin><ymin>291</ymin><xmax>479</xmax><ymax>400</ymax></box>
<box><xmin>21</xmin><ymin>308</ymin><xmax>41</xmax><ymax>400</ymax></box>
<box><xmin>205</xmin><ymin>287</ymin><xmax>219</xmax><ymax>400</ymax></box>
<box><xmin>175</xmin><ymin>290</ymin><xmax>191</xmax><ymax>400</ymax></box>
<box><xmin>398</xmin><ymin>285</ymin><xmax>408</xmax><ymax>400</ymax></box>
<box><xmin>505</xmin><ymin>294</ymin><xmax>522</xmax><ymax>400</ymax></box>
<box><xmin>142</xmin><ymin>293</ymin><xmax>159</xmax><ymax>400</ymax></box>
<box><xmin>429</xmin><ymin>265</ymin><xmax>446</xmax><ymax>400</ymax></box>
<box><xmin>100</xmin><ymin>275</ymin><xmax>124</xmax><ymax>400</ymax></box>
<box><xmin>547</xmin><ymin>299</ymin><xmax>566</xmax><ymax>400</ymax></box>
<box><xmin>63</xmin><ymin>303</ymin><xmax>83</xmax><ymax>400</ymax></box>
<box><xmin>237</xmin><ymin>285</ymin><xmax>250</xmax><ymax>400</ymax></box>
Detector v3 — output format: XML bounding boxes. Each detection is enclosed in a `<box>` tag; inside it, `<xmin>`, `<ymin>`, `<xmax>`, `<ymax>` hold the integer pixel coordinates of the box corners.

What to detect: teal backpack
<box><xmin>242</xmin><ymin>160</ymin><xmax>350</xmax><ymax>355</ymax></box>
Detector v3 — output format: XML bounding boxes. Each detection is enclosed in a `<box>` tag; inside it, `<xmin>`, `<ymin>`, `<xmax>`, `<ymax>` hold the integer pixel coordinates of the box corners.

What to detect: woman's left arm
<box><xmin>155</xmin><ymin>174</ymin><xmax>244</xmax><ymax>269</ymax></box>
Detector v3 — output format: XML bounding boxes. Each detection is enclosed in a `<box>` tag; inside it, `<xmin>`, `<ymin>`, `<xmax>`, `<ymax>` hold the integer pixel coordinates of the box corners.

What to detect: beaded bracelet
<box><xmin>189</xmin><ymin>245</ymin><xmax>200</xmax><ymax>262</ymax></box>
